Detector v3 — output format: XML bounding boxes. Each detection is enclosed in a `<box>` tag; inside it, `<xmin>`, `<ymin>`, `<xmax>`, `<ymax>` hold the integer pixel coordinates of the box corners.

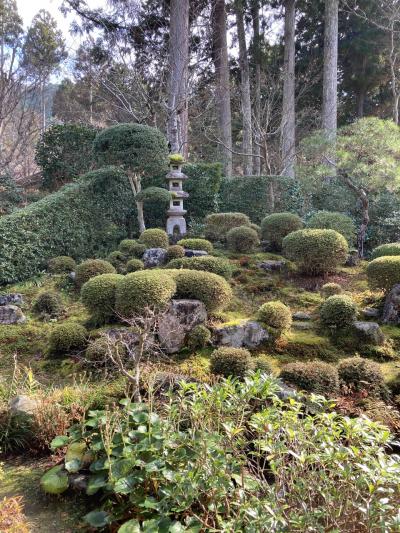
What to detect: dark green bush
<box><xmin>187</xmin><ymin>325</ymin><xmax>211</xmax><ymax>351</ymax></box>
<box><xmin>367</xmin><ymin>256</ymin><xmax>400</xmax><ymax>292</ymax></box>
<box><xmin>261</xmin><ymin>212</ymin><xmax>303</xmax><ymax>250</ymax></box>
<box><xmin>106</xmin><ymin>251</ymin><xmax>127</xmax><ymax>273</ymax></box>
<box><xmin>280</xmin><ymin>361</ymin><xmax>339</xmax><ymax>394</ymax></box>
<box><xmin>338</xmin><ymin>356</ymin><xmax>384</xmax><ymax>392</ymax></box>
<box><xmin>282</xmin><ymin>229</ymin><xmax>349</xmax><ymax>274</ymax></box>
<box><xmin>81</xmin><ymin>273</ymin><xmax>124</xmax><ymax>325</ymax></box>
<box><xmin>0</xmin><ymin>173</ymin><xmax>22</xmax><ymax>214</ymax></box>
<box><xmin>126</xmin><ymin>259</ymin><xmax>144</xmax><ymax>273</ymax></box>
<box><xmin>320</xmin><ymin>295</ymin><xmax>358</xmax><ymax>329</ymax></box>
<box><xmin>75</xmin><ymin>259</ymin><xmax>116</xmax><ymax>289</ymax></box>
<box><xmin>47</xmin><ymin>256</ymin><xmax>76</xmax><ymax>274</ymax></box>
<box><xmin>205</xmin><ymin>212</ymin><xmax>250</xmax><ymax>242</ymax></box>
<box><xmin>32</xmin><ymin>291</ymin><xmax>63</xmax><ymax>318</ymax></box>
<box><xmin>307</xmin><ymin>211</ymin><xmax>356</xmax><ymax>246</ymax></box>
<box><xmin>257</xmin><ymin>301</ymin><xmax>292</xmax><ymax>334</ymax></box>
<box><xmin>118</xmin><ymin>239</ymin><xmax>146</xmax><ymax>258</ymax></box>
<box><xmin>226</xmin><ymin>225</ymin><xmax>260</xmax><ymax>253</ymax></box>
<box><xmin>371</xmin><ymin>243</ymin><xmax>400</xmax><ymax>260</ymax></box>
<box><xmin>321</xmin><ymin>282</ymin><xmax>343</xmax><ymax>298</ymax></box>
<box><xmin>48</xmin><ymin>322</ymin><xmax>88</xmax><ymax>356</ymax></box>
<box><xmin>167</xmin><ymin>256</ymin><xmax>233</xmax><ymax>279</ymax></box>
<box><xmin>177</xmin><ymin>238</ymin><xmax>213</xmax><ymax>253</ymax></box>
<box><xmin>166</xmin><ymin>245</ymin><xmax>185</xmax><ymax>261</ymax></box>
<box><xmin>139</xmin><ymin>228</ymin><xmax>169</xmax><ymax>249</ymax></box>
<box><xmin>210</xmin><ymin>347</ymin><xmax>253</xmax><ymax>378</ymax></box>
<box><xmin>254</xmin><ymin>355</ymin><xmax>272</xmax><ymax>374</ymax></box>
<box><xmin>249</xmin><ymin>223</ymin><xmax>261</xmax><ymax>236</ymax></box>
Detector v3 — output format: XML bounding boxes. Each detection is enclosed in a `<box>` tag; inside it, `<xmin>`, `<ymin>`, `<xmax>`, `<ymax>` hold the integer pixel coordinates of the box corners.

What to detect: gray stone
<box><xmin>292</xmin><ymin>311</ymin><xmax>311</xmax><ymax>321</ymax></box>
<box><xmin>383</xmin><ymin>284</ymin><xmax>400</xmax><ymax>325</ymax></box>
<box><xmin>184</xmin><ymin>249</ymin><xmax>208</xmax><ymax>258</ymax></box>
<box><xmin>353</xmin><ymin>321</ymin><xmax>385</xmax><ymax>346</ymax></box>
<box><xmin>158</xmin><ymin>299</ymin><xmax>207</xmax><ymax>354</ymax></box>
<box><xmin>276</xmin><ymin>381</ymin><xmax>297</xmax><ymax>400</ymax></box>
<box><xmin>292</xmin><ymin>321</ymin><xmax>313</xmax><ymax>330</ymax></box>
<box><xmin>362</xmin><ymin>307</ymin><xmax>380</xmax><ymax>319</ymax></box>
<box><xmin>69</xmin><ymin>271</ymin><xmax>76</xmax><ymax>281</ymax></box>
<box><xmin>0</xmin><ymin>293</ymin><xmax>23</xmax><ymax>306</ymax></box>
<box><xmin>143</xmin><ymin>247</ymin><xmax>168</xmax><ymax>268</ymax></box>
<box><xmin>258</xmin><ymin>260</ymin><xmax>285</xmax><ymax>272</ymax></box>
<box><xmin>9</xmin><ymin>395</ymin><xmax>38</xmax><ymax>415</ymax></box>
<box><xmin>0</xmin><ymin>305</ymin><xmax>26</xmax><ymax>325</ymax></box>
<box><xmin>213</xmin><ymin>320</ymin><xmax>269</xmax><ymax>349</ymax></box>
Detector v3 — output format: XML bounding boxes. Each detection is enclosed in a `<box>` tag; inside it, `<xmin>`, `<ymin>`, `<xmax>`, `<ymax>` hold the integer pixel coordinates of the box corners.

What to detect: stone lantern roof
<box><xmin>166</xmin><ymin>169</ymin><xmax>188</xmax><ymax>181</ymax></box>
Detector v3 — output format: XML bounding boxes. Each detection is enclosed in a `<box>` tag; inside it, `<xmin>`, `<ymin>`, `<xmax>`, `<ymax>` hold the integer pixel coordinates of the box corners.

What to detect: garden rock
<box><xmin>383</xmin><ymin>284</ymin><xmax>400</xmax><ymax>325</ymax></box>
<box><xmin>353</xmin><ymin>321</ymin><xmax>385</xmax><ymax>346</ymax></box>
<box><xmin>0</xmin><ymin>305</ymin><xmax>26</xmax><ymax>324</ymax></box>
<box><xmin>143</xmin><ymin>248</ymin><xmax>168</xmax><ymax>268</ymax></box>
<box><xmin>0</xmin><ymin>293</ymin><xmax>23</xmax><ymax>306</ymax></box>
<box><xmin>9</xmin><ymin>395</ymin><xmax>39</xmax><ymax>415</ymax></box>
<box><xmin>184</xmin><ymin>249</ymin><xmax>208</xmax><ymax>257</ymax></box>
<box><xmin>158</xmin><ymin>299</ymin><xmax>207</xmax><ymax>354</ymax></box>
<box><xmin>292</xmin><ymin>321</ymin><xmax>313</xmax><ymax>330</ymax></box>
<box><xmin>213</xmin><ymin>320</ymin><xmax>269</xmax><ymax>349</ymax></box>
<box><xmin>258</xmin><ymin>260</ymin><xmax>285</xmax><ymax>272</ymax></box>
<box><xmin>362</xmin><ymin>307</ymin><xmax>380</xmax><ymax>319</ymax></box>
<box><xmin>292</xmin><ymin>311</ymin><xmax>311</xmax><ymax>321</ymax></box>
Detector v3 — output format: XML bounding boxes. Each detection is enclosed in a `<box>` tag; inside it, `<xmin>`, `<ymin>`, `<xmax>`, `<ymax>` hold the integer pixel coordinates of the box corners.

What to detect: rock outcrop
<box><xmin>213</xmin><ymin>320</ymin><xmax>269</xmax><ymax>349</ymax></box>
<box><xmin>383</xmin><ymin>284</ymin><xmax>400</xmax><ymax>325</ymax></box>
<box><xmin>0</xmin><ymin>305</ymin><xmax>26</xmax><ymax>324</ymax></box>
<box><xmin>143</xmin><ymin>248</ymin><xmax>168</xmax><ymax>268</ymax></box>
<box><xmin>353</xmin><ymin>321</ymin><xmax>385</xmax><ymax>346</ymax></box>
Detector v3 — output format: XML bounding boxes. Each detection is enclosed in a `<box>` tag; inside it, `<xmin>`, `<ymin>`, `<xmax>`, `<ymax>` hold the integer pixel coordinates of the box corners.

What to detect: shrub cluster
<box><xmin>167</xmin><ymin>256</ymin><xmax>233</xmax><ymax>279</ymax></box>
<box><xmin>118</xmin><ymin>239</ymin><xmax>146</xmax><ymax>258</ymax></box>
<box><xmin>226</xmin><ymin>225</ymin><xmax>260</xmax><ymax>253</ymax></box>
<box><xmin>166</xmin><ymin>245</ymin><xmax>185</xmax><ymax>261</ymax></box>
<box><xmin>81</xmin><ymin>273</ymin><xmax>124</xmax><ymax>324</ymax></box>
<box><xmin>186</xmin><ymin>325</ymin><xmax>211</xmax><ymax>351</ymax></box>
<box><xmin>371</xmin><ymin>242</ymin><xmax>400</xmax><ymax>260</ymax></box>
<box><xmin>320</xmin><ymin>295</ymin><xmax>358</xmax><ymax>329</ymax></box>
<box><xmin>261</xmin><ymin>212</ymin><xmax>303</xmax><ymax>250</ymax></box>
<box><xmin>205</xmin><ymin>212</ymin><xmax>250</xmax><ymax>242</ymax></box>
<box><xmin>367</xmin><ymin>256</ymin><xmax>400</xmax><ymax>292</ymax></box>
<box><xmin>126</xmin><ymin>258</ymin><xmax>144</xmax><ymax>273</ymax></box>
<box><xmin>48</xmin><ymin>323</ymin><xmax>88</xmax><ymax>356</ymax></box>
<box><xmin>32</xmin><ymin>291</ymin><xmax>63</xmax><ymax>318</ymax></box>
<box><xmin>280</xmin><ymin>361</ymin><xmax>339</xmax><ymax>394</ymax></box>
<box><xmin>282</xmin><ymin>229</ymin><xmax>349</xmax><ymax>274</ymax></box>
<box><xmin>253</xmin><ymin>355</ymin><xmax>272</xmax><ymax>374</ymax></box>
<box><xmin>257</xmin><ymin>300</ymin><xmax>292</xmax><ymax>334</ymax></box>
<box><xmin>106</xmin><ymin>251</ymin><xmax>127</xmax><ymax>273</ymax></box>
<box><xmin>75</xmin><ymin>259</ymin><xmax>116</xmax><ymax>289</ymax></box>
<box><xmin>139</xmin><ymin>228</ymin><xmax>169</xmax><ymax>249</ymax></box>
<box><xmin>48</xmin><ymin>256</ymin><xmax>76</xmax><ymax>274</ymax></box>
<box><xmin>321</xmin><ymin>282</ymin><xmax>343</xmax><ymax>298</ymax></box>
<box><xmin>307</xmin><ymin>211</ymin><xmax>356</xmax><ymax>246</ymax></box>
<box><xmin>210</xmin><ymin>347</ymin><xmax>253</xmax><ymax>378</ymax></box>
<box><xmin>177</xmin><ymin>238</ymin><xmax>213</xmax><ymax>253</ymax></box>
<box><xmin>338</xmin><ymin>357</ymin><xmax>384</xmax><ymax>392</ymax></box>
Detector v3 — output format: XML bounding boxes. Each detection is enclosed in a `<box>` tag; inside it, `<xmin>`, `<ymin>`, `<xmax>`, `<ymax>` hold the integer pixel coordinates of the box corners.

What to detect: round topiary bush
<box><xmin>254</xmin><ymin>355</ymin><xmax>272</xmax><ymax>374</ymax></box>
<box><xmin>226</xmin><ymin>225</ymin><xmax>260</xmax><ymax>253</ymax></box>
<box><xmin>307</xmin><ymin>211</ymin><xmax>356</xmax><ymax>246</ymax></box>
<box><xmin>138</xmin><ymin>228</ymin><xmax>169</xmax><ymax>249</ymax></box>
<box><xmin>280</xmin><ymin>361</ymin><xmax>339</xmax><ymax>394</ymax></box>
<box><xmin>81</xmin><ymin>273</ymin><xmax>124</xmax><ymax>324</ymax></box>
<box><xmin>166</xmin><ymin>245</ymin><xmax>185</xmax><ymax>261</ymax></box>
<box><xmin>320</xmin><ymin>295</ymin><xmax>357</xmax><ymax>329</ymax></box>
<box><xmin>106</xmin><ymin>251</ymin><xmax>127</xmax><ymax>273</ymax></box>
<box><xmin>367</xmin><ymin>256</ymin><xmax>400</xmax><ymax>292</ymax></box>
<box><xmin>338</xmin><ymin>356</ymin><xmax>384</xmax><ymax>392</ymax></box>
<box><xmin>210</xmin><ymin>347</ymin><xmax>253</xmax><ymax>379</ymax></box>
<box><xmin>167</xmin><ymin>256</ymin><xmax>233</xmax><ymax>279</ymax></box>
<box><xmin>257</xmin><ymin>300</ymin><xmax>292</xmax><ymax>334</ymax></box>
<box><xmin>177</xmin><ymin>238</ymin><xmax>213</xmax><ymax>254</ymax></box>
<box><xmin>261</xmin><ymin>212</ymin><xmax>303</xmax><ymax>250</ymax></box>
<box><xmin>75</xmin><ymin>259</ymin><xmax>116</xmax><ymax>289</ymax></box>
<box><xmin>282</xmin><ymin>229</ymin><xmax>349</xmax><ymax>275</ymax></box>
<box><xmin>118</xmin><ymin>239</ymin><xmax>146</xmax><ymax>259</ymax></box>
<box><xmin>205</xmin><ymin>212</ymin><xmax>251</xmax><ymax>242</ymax></box>
<box><xmin>249</xmin><ymin>223</ymin><xmax>261</xmax><ymax>236</ymax></box>
<box><xmin>321</xmin><ymin>282</ymin><xmax>343</xmax><ymax>298</ymax></box>
<box><xmin>48</xmin><ymin>322</ymin><xmax>88</xmax><ymax>356</ymax></box>
<box><xmin>126</xmin><ymin>258</ymin><xmax>144</xmax><ymax>273</ymax></box>
<box><xmin>32</xmin><ymin>291</ymin><xmax>63</xmax><ymax>318</ymax></box>
<box><xmin>371</xmin><ymin>243</ymin><xmax>400</xmax><ymax>260</ymax></box>
<box><xmin>186</xmin><ymin>324</ymin><xmax>211</xmax><ymax>351</ymax></box>
<box><xmin>48</xmin><ymin>256</ymin><xmax>76</xmax><ymax>274</ymax></box>
<box><xmin>115</xmin><ymin>270</ymin><xmax>176</xmax><ymax>316</ymax></box>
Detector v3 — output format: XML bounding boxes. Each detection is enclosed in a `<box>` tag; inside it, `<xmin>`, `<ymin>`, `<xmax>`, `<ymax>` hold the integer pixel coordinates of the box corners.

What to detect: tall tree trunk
<box><xmin>211</xmin><ymin>0</ymin><xmax>233</xmax><ymax>177</ymax></box>
<box><xmin>390</xmin><ymin>24</ymin><xmax>400</xmax><ymax>125</ymax></box>
<box><xmin>128</xmin><ymin>174</ymin><xmax>146</xmax><ymax>233</ymax></box>
<box><xmin>281</xmin><ymin>0</ymin><xmax>296</xmax><ymax>178</ymax></box>
<box><xmin>166</xmin><ymin>0</ymin><xmax>189</xmax><ymax>158</ymax></box>
<box><xmin>234</xmin><ymin>0</ymin><xmax>253</xmax><ymax>176</ymax></box>
<box><xmin>356</xmin><ymin>87</ymin><xmax>366</xmax><ymax>118</ymax></box>
<box><xmin>251</xmin><ymin>0</ymin><xmax>261</xmax><ymax>175</ymax></box>
<box><xmin>322</xmin><ymin>0</ymin><xmax>338</xmax><ymax>139</ymax></box>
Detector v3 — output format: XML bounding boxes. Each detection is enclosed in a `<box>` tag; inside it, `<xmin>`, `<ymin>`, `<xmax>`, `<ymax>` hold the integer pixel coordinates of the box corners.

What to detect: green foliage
<box><xmin>40</xmin><ymin>465</ymin><xmax>69</xmax><ymax>495</ymax></box>
<box><xmin>257</xmin><ymin>300</ymin><xmax>292</xmax><ymax>334</ymax></box>
<box><xmin>210</xmin><ymin>347</ymin><xmax>253</xmax><ymax>378</ymax></box>
<box><xmin>81</xmin><ymin>273</ymin><xmax>124</xmax><ymax>325</ymax></box>
<box><xmin>205</xmin><ymin>212</ymin><xmax>251</xmax><ymax>242</ymax></box>
<box><xmin>115</xmin><ymin>271</ymin><xmax>176</xmax><ymax>316</ymax></box>
<box><xmin>169</xmin><ymin>153</ymin><xmax>185</xmax><ymax>164</ymax></box>
<box><xmin>226</xmin><ymin>225</ymin><xmax>260</xmax><ymax>253</ymax></box>
<box><xmin>261</xmin><ymin>212</ymin><xmax>303</xmax><ymax>250</ymax></box>
<box><xmin>187</xmin><ymin>325</ymin><xmax>211</xmax><ymax>351</ymax></box>
<box><xmin>135</xmin><ymin>186</ymin><xmax>171</xmax><ymax>203</ymax></box>
<box><xmin>106</xmin><ymin>251</ymin><xmax>127</xmax><ymax>273</ymax></box>
<box><xmin>167</xmin><ymin>256</ymin><xmax>233</xmax><ymax>279</ymax></box>
<box><xmin>307</xmin><ymin>211</ymin><xmax>356</xmax><ymax>246</ymax></box>
<box><xmin>371</xmin><ymin>243</ymin><xmax>400</xmax><ymax>260</ymax></box>
<box><xmin>125</xmin><ymin>259</ymin><xmax>144</xmax><ymax>273</ymax></box>
<box><xmin>47</xmin><ymin>255</ymin><xmax>76</xmax><ymax>274</ymax></box>
<box><xmin>138</xmin><ymin>228</ymin><xmax>169</xmax><ymax>249</ymax></box>
<box><xmin>282</xmin><ymin>229</ymin><xmax>349</xmax><ymax>274</ymax></box>
<box><xmin>32</xmin><ymin>291</ymin><xmax>63</xmax><ymax>318</ymax></box>
<box><xmin>166</xmin><ymin>245</ymin><xmax>185</xmax><ymax>261</ymax></box>
<box><xmin>0</xmin><ymin>173</ymin><xmax>22</xmax><ymax>215</ymax></box>
<box><xmin>177</xmin><ymin>238</ymin><xmax>213</xmax><ymax>253</ymax></box>
<box><xmin>280</xmin><ymin>361</ymin><xmax>339</xmax><ymax>394</ymax></box>
<box><xmin>320</xmin><ymin>295</ymin><xmax>358</xmax><ymax>329</ymax></box>
<box><xmin>184</xmin><ymin>163</ymin><xmax>222</xmax><ymax>220</ymax></box>
<box><xmin>118</xmin><ymin>239</ymin><xmax>146</xmax><ymax>258</ymax></box>
<box><xmin>48</xmin><ymin>322</ymin><xmax>88</xmax><ymax>356</ymax></box>
<box><xmin>249</xmin><ymin>223</ymin><xmax>261</xmax><ymax>236</ymax></box>
<box><xmin>338</xmin><ymin>356</ymin><xmax>384</xmax><ymax>393</ymax></box>
<box><xmin>321</xmin><ymin>282</ymin><xmax>343</xmax><ymax>298</ymax></box>
<box><xmin>75</xmin><ymin>259</ymin><xmax>116</xmax><ymax>289</ymax></box>
<box><xmin>253</xmin><ymin>355</ymin><xmax>272</xmax><ymax>374</ymax></box>
<box><xmin>35</xmin><ymin>124</ymin><xmax>97</xmax><ymax>190</ymax></box>
<box><xmin>367</xmin><ymin>256</ymin><xmax>400</xmax><ymax>292</ymax></box>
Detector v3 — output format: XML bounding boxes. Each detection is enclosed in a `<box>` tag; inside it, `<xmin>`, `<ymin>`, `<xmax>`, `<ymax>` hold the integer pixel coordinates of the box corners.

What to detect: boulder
<box><xmin>0</xmin><ymin>305</ymin><xmax>26</xmax><ymax>325</ymax></box>
<box><xmin>184</xmin><ymin>249</ymin><xmax>208</xmax><ymax>258</ymax></box>
<box><xmin>292</xmin><ymin>311</ymin><xmax>311</xmax><ymax>321</ymax></box>
<box><xmin>362</xmin><ymin>307</ymin><xmax>380</xmax><ymax>319</ymax></box>
<box><xmin>143</xmin><ymin>247</ymin><xmax>168</xmax><ymax>268</ymax></box>
<box><xmin>383</xmin><ymin>284</ymin><xmax>400</xmax><ymax>325</ymax></box>
<box><xmin>213</xmin><ymin>320</ymin><xmax>269</xmax><ymax>349</ymax></box>
<box><xmin>0</xmin><ymin>293</ymin><xmax>23</xmax><ymax>306</ymax></box>
<box><xmin>353</xmin><ymin>321</ymin><xmax>385</xmax><ymax>346</ymax></box>
<box><xmin>258</xmin><ymin>260</ymin><xmax>285</xmax><ymax>272</ymax></box>
<box><xmin>158</xmin><ymin>299</ymin><xmax>207</xmax><ymax>354</ymax></box>
<box><xmin>9</xmin><ymin>395</ymin><xmax>39</xmax><ymax>415</ymax></box>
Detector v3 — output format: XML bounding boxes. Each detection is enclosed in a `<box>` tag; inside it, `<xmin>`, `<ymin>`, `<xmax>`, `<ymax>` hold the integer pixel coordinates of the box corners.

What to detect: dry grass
<box><xmin>0</xmin><ymin>496</ymin><xmax>30</xmax><ymax>532</ymax></box>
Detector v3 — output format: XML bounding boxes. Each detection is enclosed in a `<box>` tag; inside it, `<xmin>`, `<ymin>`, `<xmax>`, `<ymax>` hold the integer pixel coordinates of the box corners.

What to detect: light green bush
<box><xmin>367</xmin><ymin>256</ymin><xmax>400</xmax><ymax>292</ymax></box>
<box><xmin>81</xmin><ymin>273</ymin><xmax>124</xmax><ymax>324</ymax></box>
<box><xmin>166</xmin><ymin>245</ymin><xmax>185</xmax><ymax>261</ymax></box>
<box><xmin>48</xmin><ymin>323</ymin><xmax>88</xmax><ymax>356</ymax></box>
<box><xmin>307</xmin><ymin>211</ymin><xmax>356</xmax><ymax>246</ymax></box>
<box><xmin>139</xmin><ymin>228</ymin><xmax>169</xmax><ymax>249</ymax></box>
<box><xmin>226</xmin><ymin>225</ymin><xmax>260</xmax><ymax>253</ymax></box>
<box><xmin>126</xmin><ymin>258</ymin><xmax>144</xmax><ymax>273</ymax></box>
<box><xmin>321</xmin><ymin>282</ymin><xmax>343</xmax><ymax>298</ymax></box>
<box><xmin>118</xmin><ymin>239</ymin><xmax>146</xmax><ymax>258</ymax></box>
<box><xmin>177</xmin><ymin>238</ymin><xmax>213</xmax><ymax>253</ymax></box>
<box><xmin>48</xmin><ymin>256</ymin><xmax>76</xmax><ymax>274</ymax></box>
<box><xmin>280</xmin><ymin>361</ymin><xmax>339</xmax><ymax>394</ymax></box>
<box><xmin>210</xmin><ymin>347</ymin><xmax>253</xmax><ymax>378</ymax></box>
<box><xmin>371</xmin><ymin>243</ymin><xmax>400</xmax><ymax>260</ymax></box>
<box><xmin>205</xmin><ymin>212</ymin><xmax>250</xmax><ymax>242</ymax></box>
<box><xmin>75</xmin><ymin>259</ymin><xmax>116</xmax><ymax>289</ymax></box>
<box><xmin>167</xmin><ymin>256</ymin><xmax>233</xmax><ymax>279</ymax></box>
<box><xmin>261</xmin><ymin>212</ymin><xmax>303</xmax><ymax>250</ymax></box>
<box><xmin>106</xmin><ymin>251</ymin><xmax>127</xmax><ymax>273</ymax></box>
<box><xmin>257</xmin><ymin>300</ymin><xmax>292</xmax><ymax>334</ymax></box>
<box><xmin>320</xmin><ymin>295</ymin><xmax>357</xmax><ymax>329</ymax></box>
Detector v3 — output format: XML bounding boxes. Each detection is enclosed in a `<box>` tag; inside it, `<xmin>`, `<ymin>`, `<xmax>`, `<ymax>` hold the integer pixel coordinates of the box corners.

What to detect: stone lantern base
<box><xmin>167</xmin><ymin>215</ymin><xmax>187</xmax><ymax>237</ymax></box>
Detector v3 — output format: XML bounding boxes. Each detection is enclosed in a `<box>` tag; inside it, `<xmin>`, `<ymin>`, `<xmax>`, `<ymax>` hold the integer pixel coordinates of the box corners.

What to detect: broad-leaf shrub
<box><xmin>81</xmin><ymin>273</ymin><xmax>124</xmax><ymax>325</ymax></box>
<box><xmin>205</xmin><ymin>212</ymin><xmax>250</xmax><ymax>242</ymax></box>
<box><xmin>138</xmin><ymin>228</ymin><xmax>169</xmax><ymax>249</ymax></box>
<box><xmin>371</xmin><ymin>242</ymin><xmax>400</xmax><ymax>260</ymax></box>
<box><xmin>280</xmin><ymin>361</ymin><xmax>339</xmax><ymax>394</ymax></box>
<box><xmin>177</xmin><ymin>238</ymin><xmax>213</xmax><ymax>253</ymax></box>
<box><xmin>320</xmin><ymin>295</ymin><xmax>358</xmax><ymax>329</ymax></box>
<box><xmin>167</xmin><ymin>256</ymin><xmax>233</xmax><ymax>279</ymax></box>
<box><xmin>75</xmin><ymin>259</ymin><xmax>116</xmax><ymax>289</ymax></box>
<box><xmin>367</xmin><ymin>256</ymin><xmax>400</xmax><ymax>292</ymax></box>
<box><xmin>261</xmin><ymin>212</ymin><xmax>303</xmax><ymax>250</ymax></box>
<box><xmin>307</xmin><ymin>210</ymin><xmax>356</xmax><ymax>246</ymax></box>
<box><xmin>226</xmin><ymin>225</ymin><xmax>260</xmax><ymax>253</ymax></box>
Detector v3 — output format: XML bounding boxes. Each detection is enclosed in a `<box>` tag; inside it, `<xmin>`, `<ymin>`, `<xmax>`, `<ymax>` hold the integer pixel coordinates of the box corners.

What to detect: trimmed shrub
<box><xmin>254</xmin><ymin>355</ymin><xmax>272</xmax><ymax>374</ymax></box>
<box><xmin>115</xmin><ymin>270</ymin><xmax>176</xmax><ymax>316</ymax></box>
<box><xmin>106</xmin><ymin>251</ymin><xmax>127</xmax><ymax>272</ymax></box>
<box><xmin>118</xmin><ymin>239</ymin><xmax>146</xmax><ymax>258</ymax></box>
<box><xmin>75</xmin><ymin>259</ymin><xmax>116</xmax><ymax>289</ymax></box>
<box><xmin>321</xmin><ymin>282</ymin><xmax>343</xmax><ymax>298</ymax></box>
<box><xmin>205</xmin><ymin>212</ymin><xmax>250</xmax><ymax>242</ymax></box>
<box><xmin>280</xmin><ymin>361</ymin><xmax>339</xmax><ymax>394</ymax></box>
<box><xmin>367</xmin><ymin>256</ymin><xmax>400</xmax><ymax>292</ymax></box>
<box><xmin>307</xmin><ymin>211</ymin><xmax>356</xmax><ymax>246</ymax></box>
<box><xmin>210</xmin><ymin>347</ymin><xmax>253</xmax><ymax>379</ymax></box>
<box><xmin>187</xmin><ymin>325</ymin><xmax>211</xmax><ymax>351</ymax></box>
<box><xmin>48</xmin><ymin>256</ymin><xmax>76</xmax><ymax>274</ymax></box>
<box><xmin>48</xmin><ymin>322</ymin><xmax>88</xmax><ymax>356</ymax></box>
<box><xmin>226</xmin><ymin>225</ymin><xmax>260</xmax><ymax>253</ymax></box>
<box><xmin>177</xmin><ymin>238</ymin><xmax>213</xmax><ymax>253</ymax></box>
<box><xmin>282</xmin><ymin>229</ymin><xmax>349</xmax><ymax>274</ymax></box>
<box><xmin>338</xmin><ymin>356</ymin><xmax>384</xmax><ymax>392</ymax></box>
<box><xmin>261</xmin><ymin>212</ymin><xmax>303</xmax><ymax>250</ymax></box>
<box><xmin>139</xmin><ymin>228</ymin><xmax>169</xmax><ymax>249</ymax></box>
<box><xmin>81</xmin><ymin>273</ymin><xmax>124</xmax><ymax>324</ymax></box>
<box><xmin>249</xmin><ymin>223</ymin><xmax>261</xmax><ymax>236</ymax></box>
<box><xmin>126</xmin><ymin>259</ymin><xmax>144</xmax><ymax>273</ymax></box>
<box><xmin>32</xmin><ymin>291</ymin><xmax>63</xmax><ymax>318</ymax></box>
<box><xmin>166</xmin><ymin>245</ymin><xmax>185</xmax><ymax>261</ymax></box>
<box><xmin>371</xmin><ymin>243</ymin><xmax>400</xmax><ymax>260</ymax></box>
<box><xmin>167</xmin><ymin>256</ymin><xmax>233</xmax><ymax>279</ymax></box>
<box><xmin>320</xmin><ymin>295</ymin><xmax>357</xmax><ymax>329</ymax></box>
<box><xmin>257</xmin><ymin>301</ymin><xmax>292</xmax><ymax>334</ymax></box>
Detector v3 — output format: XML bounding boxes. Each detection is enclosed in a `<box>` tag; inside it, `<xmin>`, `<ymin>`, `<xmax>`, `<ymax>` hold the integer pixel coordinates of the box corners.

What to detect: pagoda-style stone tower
<box><xmin>166</xmin><ymin>155</ymin><xmax>189</xmax><ymax>238</ymax></box>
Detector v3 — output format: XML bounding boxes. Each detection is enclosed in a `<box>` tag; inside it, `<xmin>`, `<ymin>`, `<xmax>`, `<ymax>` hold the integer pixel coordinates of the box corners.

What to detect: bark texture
<box><xmin>251</xmin><ymin>0</ymin><xmax>261</xmax><ymax>175</ymax></box>
<box><xmin>322</xmin><ymin>0</ymin><xmax>339</xmax><ymax>138</ymax></box>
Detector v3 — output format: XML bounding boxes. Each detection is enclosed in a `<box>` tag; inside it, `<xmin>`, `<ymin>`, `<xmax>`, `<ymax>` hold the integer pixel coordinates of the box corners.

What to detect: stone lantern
<box><xmin>166</xmin><ymin>155</ymin><xmax>189</xmax><ymax>238</ymax></box>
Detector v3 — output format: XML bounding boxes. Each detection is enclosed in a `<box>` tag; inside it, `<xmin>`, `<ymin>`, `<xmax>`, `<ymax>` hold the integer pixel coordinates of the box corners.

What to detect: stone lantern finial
<box><xmin>166</xmin><ymin>154</ymin><xmax>189</xmax><ymax>238</ymax></box>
